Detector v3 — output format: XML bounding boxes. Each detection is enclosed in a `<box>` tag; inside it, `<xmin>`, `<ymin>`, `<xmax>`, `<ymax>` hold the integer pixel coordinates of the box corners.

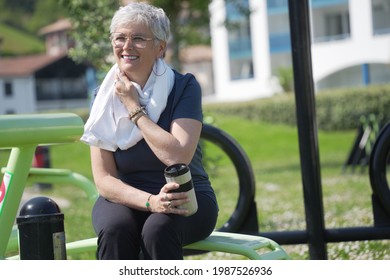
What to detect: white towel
<box><xmin>81</xmin><ymin>58</ymin><xmax>174</xmax><ymax>151</ymax></box>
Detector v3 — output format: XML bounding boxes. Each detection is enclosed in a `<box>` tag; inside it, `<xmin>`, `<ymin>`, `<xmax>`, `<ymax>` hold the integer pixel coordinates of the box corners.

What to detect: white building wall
<box><xmin>250</xmin><ymin>0</ymin><xmax>277</xmax><ymax>97</ymax></box>
<box><xmin>312</xmin><ymin>0</ymin><xmax>390</xmax><ymax>82</ymax></box>
<box><xmin>0</xmin><ymin>77</ymin><xmax>36</xmax><ymax>114</ymax></box>
<box><xmin>210</xmin><ymin>0</ymin><xmax>390</xmax><ymax>101</ymax></box>
<box><xmin>209</xmin><ymin>0</ymin><xmax>229</xmax><ymax>101</ymax></box>
<box><xmin>209</xmin><ymin>0</ymin><xmax>277</xmax><ymax>102</ymax></box>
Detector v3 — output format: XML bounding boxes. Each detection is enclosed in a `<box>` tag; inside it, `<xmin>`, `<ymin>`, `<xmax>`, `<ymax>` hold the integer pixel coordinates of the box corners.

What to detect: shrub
<box><xmin>204</xmin><ymin>84</ymin><xmax>390</xmax><ymax>131</ymax></box>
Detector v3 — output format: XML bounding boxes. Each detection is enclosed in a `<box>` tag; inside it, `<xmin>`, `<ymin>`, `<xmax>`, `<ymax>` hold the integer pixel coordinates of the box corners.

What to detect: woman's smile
<box><xmin>122</xmin><ymin>55</ymin><xmax>138</xmax><ymax>60</ymax></box>
<box><xmin>121</xmin><ymin>54</ymin><xmax>139</xmax><ymax>62</ymax></box>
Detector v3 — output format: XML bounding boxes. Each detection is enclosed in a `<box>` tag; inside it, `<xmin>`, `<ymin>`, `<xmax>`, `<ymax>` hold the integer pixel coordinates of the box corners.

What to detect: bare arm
<box><xmin>90</xmin><ymin>146</ymin><xmax>149</xmax><ymax>210</ymax></box>
<box><xmin>136</xmin><ymin>116</ymin><xmax>202</xmax><ymax>166</ymax></box>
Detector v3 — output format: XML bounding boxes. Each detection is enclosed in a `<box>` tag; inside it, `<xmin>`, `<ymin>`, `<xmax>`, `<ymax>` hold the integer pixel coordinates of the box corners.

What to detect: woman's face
<box><xmin>111</xmin><ymin>22</ymin><xmax>165</xmax><ymax>84</ymax></box>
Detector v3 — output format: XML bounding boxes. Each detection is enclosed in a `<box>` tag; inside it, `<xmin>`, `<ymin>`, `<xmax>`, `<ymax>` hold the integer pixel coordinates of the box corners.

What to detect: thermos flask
<box><xmin>164</xmin><ymin>163</ymin><xmax>198</xmax><ymax>216</ymax></box>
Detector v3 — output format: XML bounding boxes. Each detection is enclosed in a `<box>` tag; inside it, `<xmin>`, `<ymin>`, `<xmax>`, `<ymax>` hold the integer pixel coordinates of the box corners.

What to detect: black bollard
<box><xmin>16</xmin><ymin>196</ymin><xmax>67</xmax><ymax>260</ymax></box>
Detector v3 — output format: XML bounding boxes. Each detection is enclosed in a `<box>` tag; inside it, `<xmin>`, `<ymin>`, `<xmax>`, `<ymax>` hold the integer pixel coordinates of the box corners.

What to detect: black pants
<box><xmin>92</xmin><ymin>192</ymin><xmax>218</xmax><ymax>260</ymax></box>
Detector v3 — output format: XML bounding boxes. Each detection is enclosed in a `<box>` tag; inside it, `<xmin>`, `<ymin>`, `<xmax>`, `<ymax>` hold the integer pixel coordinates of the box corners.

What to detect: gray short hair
<box><xmin>110</xmin><ymin>2</ymin><xmax>170</xmax><ymax>43</ymax></box>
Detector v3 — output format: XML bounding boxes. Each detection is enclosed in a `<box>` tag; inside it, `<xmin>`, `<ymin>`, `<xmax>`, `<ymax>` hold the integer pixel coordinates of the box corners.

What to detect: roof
<box><xmin>38</xmin><ymin>18</ymin><xmax>72</xmax><ymax>36</ymax></box>
<box><xmin>0</xmin><ymin>53</ymin><xmax>66</xmax><ymax>77</ymax></box>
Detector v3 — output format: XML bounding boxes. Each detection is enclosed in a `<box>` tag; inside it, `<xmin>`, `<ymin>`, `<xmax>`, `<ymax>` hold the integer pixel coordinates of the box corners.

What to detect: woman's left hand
<box><xmin>149</xmin><ymin>182</ymin><xmax>190</xmax><ymax>215</ymax></box>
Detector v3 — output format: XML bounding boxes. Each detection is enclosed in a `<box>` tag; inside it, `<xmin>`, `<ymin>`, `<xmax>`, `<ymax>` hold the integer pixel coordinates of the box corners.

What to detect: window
<box><xmin>311</xmin><ymin>1</ymin><xmax>351</xmax><ymax>43</ymax></box>
<box><xmin>4</xmin><ymin>81</ymin><xmax>13</xmax><ymax>97</ymax></box>
<box><xmin>372</xmin><ymin>0</ymin><xmax>390</xmax><ymax>35</ymax></box>
<box><xmin>324</xmin><ymin>12</ymin><xmax>350</xmax><ymax>39</ymax></box>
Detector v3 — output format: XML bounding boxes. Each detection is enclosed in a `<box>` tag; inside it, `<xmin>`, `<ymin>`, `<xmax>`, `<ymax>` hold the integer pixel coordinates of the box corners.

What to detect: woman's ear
<box><xmin>157</xmin><ymin>41</ymin><xmax>167</xmax><ymax>58</ymax></box>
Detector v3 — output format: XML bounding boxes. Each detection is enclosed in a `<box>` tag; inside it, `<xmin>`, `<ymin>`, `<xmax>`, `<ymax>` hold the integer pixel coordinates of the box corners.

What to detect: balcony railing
<box><xmin>269</xmin><ymin>31</ymin><xmax>352</xmax><ymax>53</ymax></box>
<box><xmin>312</xmin><ymin>33</ymin><xmax>351</xmax><ymax>43</ymax></box>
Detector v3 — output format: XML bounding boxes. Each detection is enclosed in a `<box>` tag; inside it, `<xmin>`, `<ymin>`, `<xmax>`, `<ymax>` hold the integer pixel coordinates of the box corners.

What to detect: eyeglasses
<box><xmin>110</xmin><ymin>33</ymin><xmax>154</xmax><ymax>49</ymax></box>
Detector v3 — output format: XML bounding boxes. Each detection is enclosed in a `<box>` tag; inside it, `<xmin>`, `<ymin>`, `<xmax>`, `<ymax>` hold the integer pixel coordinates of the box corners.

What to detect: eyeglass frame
<box><xmin>110</xmin><ymin>32</ymin><xmax>156</xmax><ymax>49</ymax></box>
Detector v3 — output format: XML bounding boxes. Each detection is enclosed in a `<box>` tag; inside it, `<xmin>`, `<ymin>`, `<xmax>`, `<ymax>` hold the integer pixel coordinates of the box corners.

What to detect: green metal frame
<box><xmin>0</xmin><ymin>113</ymin><xmax>289</xmax><ymax>260</ymax></box>
<box><xmin>0</xmin><ymin>113</ymin><xmax>84</xmax><ymax>259</ymax></box>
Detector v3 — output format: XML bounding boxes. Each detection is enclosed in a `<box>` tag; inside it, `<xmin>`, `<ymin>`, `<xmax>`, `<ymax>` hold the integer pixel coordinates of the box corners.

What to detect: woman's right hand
<box><xmin>114</xmin><ymin>72</ymin><xmax>140</xmax><ymax>110</ymax></box>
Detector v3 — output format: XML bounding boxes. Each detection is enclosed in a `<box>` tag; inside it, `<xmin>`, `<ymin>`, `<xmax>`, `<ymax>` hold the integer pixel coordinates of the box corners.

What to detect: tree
<box><xmin>0</xmin><ymin>0</ymin><xmax>67</xmax><ymax>34</ymax></box>
<box><xmin>0</xmin><ymin>0</ymin><xmax>36</xmax><ymax>29</ymax></box>
<box><xmin>151</xmin><ymin>0</ymin><xmax>211</xmax><ymax>70</ymax></box>
<box><xmin>59</xmin><ymin>0</ymin><xmax>211</xmax><ymax>71</ymax></box>
<box><xmin>27</xmin><ymin>0</ymin><xmax>68</xmax><ymax>33</ymax></box>
<box><xmin>59</xmin><ymin>0</ymin><xmax>119</xmax><ymax>71</ymax></box>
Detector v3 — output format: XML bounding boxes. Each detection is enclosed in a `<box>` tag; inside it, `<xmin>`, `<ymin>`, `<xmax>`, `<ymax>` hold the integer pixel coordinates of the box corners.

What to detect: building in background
<box><xmin>209</xmin><ymin>0</ymin><xmax>390</xmax><ymax>101</ymax></box>
<box><xmin>0</xmin><ymin>19</ymin><xmax>94</xmax><ymax>115</ymax></box>
<box><xmin>180</xmin><ymin>45</ymin><xmax>214</xmax><ymax>97</ymax></box>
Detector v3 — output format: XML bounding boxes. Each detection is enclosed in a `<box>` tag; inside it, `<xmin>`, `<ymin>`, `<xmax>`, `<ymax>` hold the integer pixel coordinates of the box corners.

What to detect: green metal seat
<box><xmin>184</xmin><ymin>231</ymin><xmax>290</xmax><ymax>260</ymax></box>
<box><xmin>65</xmin><ymin>231</ymin><xmax>290</xmax><ymax>260</ymax></box>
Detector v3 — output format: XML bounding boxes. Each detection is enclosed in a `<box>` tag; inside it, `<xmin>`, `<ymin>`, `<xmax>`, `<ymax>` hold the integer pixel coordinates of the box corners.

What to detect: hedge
<box><xmin>203</xmin><ymin>84</ymin><xmax>390</xmax><ymax>131</ymax></box>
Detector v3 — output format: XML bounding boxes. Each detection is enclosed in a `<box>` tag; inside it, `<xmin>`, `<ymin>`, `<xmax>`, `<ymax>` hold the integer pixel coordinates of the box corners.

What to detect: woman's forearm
<box><xmin>136</xmin><ymin>116</ymin><xmax>201</xmax><ymax>166</ymax></box>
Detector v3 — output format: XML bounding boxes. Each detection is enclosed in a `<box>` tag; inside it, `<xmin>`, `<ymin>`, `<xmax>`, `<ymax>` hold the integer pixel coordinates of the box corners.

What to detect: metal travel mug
<box><xmin>164</xmin><ymin>163</ymin><xmax>198</xmax><ymax>216</ymax></box>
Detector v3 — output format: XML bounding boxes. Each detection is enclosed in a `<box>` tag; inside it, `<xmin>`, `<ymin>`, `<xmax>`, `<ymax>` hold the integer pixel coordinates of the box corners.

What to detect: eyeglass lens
<box><xmin>111</xmin><ymin>34</ymin><xmax>152</xmax><ymax>49</ymax></box>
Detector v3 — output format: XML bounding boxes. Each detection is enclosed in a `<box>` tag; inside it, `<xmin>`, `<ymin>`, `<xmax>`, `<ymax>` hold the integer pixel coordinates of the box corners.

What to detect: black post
<box><xmin>287</xmin><ymin>0</ymin><xmax>327</xmax><ymax>259</ymax></box>
<box><xmin>17</xmin><ymin>196</ymin><xmax>67</xmax><ymax>260</ymax></box>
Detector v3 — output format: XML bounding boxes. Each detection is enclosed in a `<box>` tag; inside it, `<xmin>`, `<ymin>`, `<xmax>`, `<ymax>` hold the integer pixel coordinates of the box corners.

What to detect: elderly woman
<box><xmin>81</xmin><ymin>2</ymin><xmax>218</xmax><ymax>260</ymax></box>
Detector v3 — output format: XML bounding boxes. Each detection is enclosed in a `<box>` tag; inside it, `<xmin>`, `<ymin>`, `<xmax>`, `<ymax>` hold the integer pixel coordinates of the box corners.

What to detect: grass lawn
<box><xmin>2</xmin><ymin>114</ymin><xmax>389</xmax><ymax>260</ymax></box>
<box><xmin>0</xmin><ymin>23</ymin><xmax>45</xmax><ymax>56</ymax></box>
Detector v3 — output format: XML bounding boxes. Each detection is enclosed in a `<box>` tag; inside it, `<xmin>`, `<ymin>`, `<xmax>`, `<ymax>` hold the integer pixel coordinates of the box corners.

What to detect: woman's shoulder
<box><xmin>173</xmin><ymin>70</ymin><xmax>200</xmax><ymax>92</ymax></box>
<box><xmin>173</xmin><ymin>70</ymin><xmax>197</xmax><ymax>83</ymax></box>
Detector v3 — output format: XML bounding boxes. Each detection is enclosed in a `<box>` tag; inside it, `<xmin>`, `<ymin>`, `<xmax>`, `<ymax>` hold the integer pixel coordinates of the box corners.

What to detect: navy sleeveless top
<box><xmin>111</xmin><ymin>71</ymin><xmax>216</xmax><ymax>204</ymax></box>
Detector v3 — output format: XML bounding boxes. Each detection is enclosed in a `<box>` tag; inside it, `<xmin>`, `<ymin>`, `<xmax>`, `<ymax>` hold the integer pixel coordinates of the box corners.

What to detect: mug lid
<box><xmin>164</xmin><ymin>163</ymin><xmax>188</xmax><ymax>177</ymax></box>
